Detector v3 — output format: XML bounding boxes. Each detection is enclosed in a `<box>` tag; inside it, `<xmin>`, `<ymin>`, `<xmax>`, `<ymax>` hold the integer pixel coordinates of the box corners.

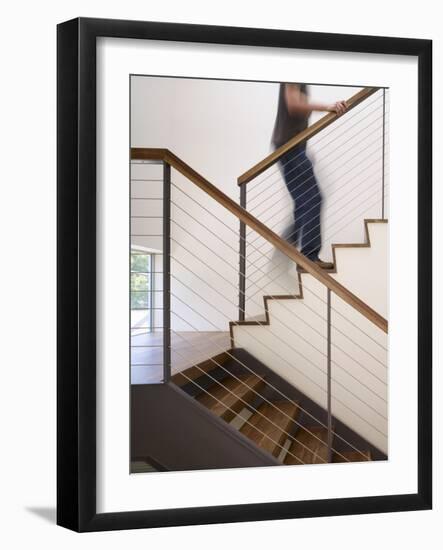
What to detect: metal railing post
<box><xmin>382</xmin><ymin>88</ymin><xmax>386</xmax><ymax>220</ymax></box>
<box><xmin>327</xmin><ymin>288</ymin><xmax>332</xmax><ymax>462</ymax></box>
<box><xmin>163</xmin><ymin>161</ymin><xmax>171</xmax><ymax>382</ymax></box>
<box><xmin>238</xmin><ymin>183</ymin><xmax>247</xmax><ymax>321</ymax></box>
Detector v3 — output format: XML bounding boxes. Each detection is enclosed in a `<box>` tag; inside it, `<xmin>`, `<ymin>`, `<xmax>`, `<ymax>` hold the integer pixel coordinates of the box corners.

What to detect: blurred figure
<box><xmin>272</xmin><ymin>83</ymin><xmax>347</xmax><ymax>269</ymax></box>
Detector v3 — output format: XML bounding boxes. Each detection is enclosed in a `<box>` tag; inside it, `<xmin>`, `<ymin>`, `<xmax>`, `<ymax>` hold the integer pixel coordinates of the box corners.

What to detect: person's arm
<box><xmin>284</xmin><ymin>83</ymin><xmax>348</xmax><ymax>116</ymax></box>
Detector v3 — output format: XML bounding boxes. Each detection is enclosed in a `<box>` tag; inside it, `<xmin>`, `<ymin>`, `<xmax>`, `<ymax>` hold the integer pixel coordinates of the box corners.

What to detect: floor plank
<box><xmin>240</xmin><ymin>401</ymin><xmax>299</xmax><ymax>457</ymax></box>
<box><xmin>197</xmin><ymin>374</ymin><xmax>265</xmax><ymax>422</ymax></box>
<box><xmin>285</xmin><ymin>427</ymin><xmax>328</xmax><ymax>465</ymax></box>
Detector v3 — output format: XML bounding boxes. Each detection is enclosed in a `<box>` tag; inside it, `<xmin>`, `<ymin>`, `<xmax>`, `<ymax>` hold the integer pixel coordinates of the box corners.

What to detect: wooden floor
<box><xmin>131</xmin><ymin>331</ymin><xmax>231</xmax><ymax>384</ymax></box>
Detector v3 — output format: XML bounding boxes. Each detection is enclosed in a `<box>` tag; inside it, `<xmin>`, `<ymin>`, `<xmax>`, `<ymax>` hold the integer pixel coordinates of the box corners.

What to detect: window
<box><xmin>131</xmin><ymin>251</ymin><xmax>154</xmax><ymax>333</ymax></box>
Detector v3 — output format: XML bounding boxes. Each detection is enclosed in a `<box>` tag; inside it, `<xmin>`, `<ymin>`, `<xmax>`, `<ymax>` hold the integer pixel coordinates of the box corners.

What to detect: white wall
<box><xmin>332</xmin><ymin>222</ymin><xmax>388</xmax><ymax>318</ymax></box>
<box><xmin>131</xmin><ymin>76</ymin><xmax>279</xmax><ymax>327</ymax></box>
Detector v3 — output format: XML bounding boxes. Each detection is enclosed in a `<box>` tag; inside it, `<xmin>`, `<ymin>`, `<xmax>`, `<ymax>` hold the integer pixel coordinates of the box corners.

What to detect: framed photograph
<box><xmin>57</xmin><ymin>17</ymin><xmax>432</xmax><ymax>531</ymax></box>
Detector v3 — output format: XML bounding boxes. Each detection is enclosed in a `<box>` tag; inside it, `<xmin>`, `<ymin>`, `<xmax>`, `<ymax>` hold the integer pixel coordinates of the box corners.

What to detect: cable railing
<box><xmin>239</xmin><ymin>88</ymin><xmax>389</xmax><ymax>326</ymax></box>
<box><xmin>130</xmin><ymin>124</ymin><xmax>388</xmax><ymax>463</ymax></box>
<box><xmin>167</xmin><ymin>188</ymin><xmax>386</xmax><ymax>439</ymax></box>
<box><xmin>168</xmin><ymin>186</ymin><xmax>386</xmax><ymax>403</ymax></box>
<box><xmin>132</xmin><ymin>148</ymin><xmax>387</xmax><ymax>329</ymax></box>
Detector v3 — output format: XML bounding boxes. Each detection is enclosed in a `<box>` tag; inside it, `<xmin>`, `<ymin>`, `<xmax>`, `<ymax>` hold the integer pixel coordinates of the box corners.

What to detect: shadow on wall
<box><xmin>25</xmin><ymin>507</ymin><xmax>56</xmax><ymax>524</ymax></box>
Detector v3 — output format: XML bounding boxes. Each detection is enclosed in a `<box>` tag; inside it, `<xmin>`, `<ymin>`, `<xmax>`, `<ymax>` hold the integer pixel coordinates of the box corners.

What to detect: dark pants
<box><xmin>280</xmin><ymin>145</ymin><xmax>322</xmax><ymax>260</ymax></box>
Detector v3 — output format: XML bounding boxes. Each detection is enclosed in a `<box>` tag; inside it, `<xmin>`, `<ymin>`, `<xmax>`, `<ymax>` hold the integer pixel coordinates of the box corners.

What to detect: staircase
<box><xmin>232</xmin><ymin>219</ymin><xmax>388</xmax><ymax>454</ymax></box>
<box><xmin>171</xmin><ymin>347</ymin><xmax>378</xmax><ymax>467</ymax></box>
<box><xmin>130</xmin><ymin>86</ymin><xmax>389</xmax><ymax>472</ymax></box>
<box><xmin>164</xmin><ymin>219</ymin><xmax>387</xmax><ymax>465</ymax></box>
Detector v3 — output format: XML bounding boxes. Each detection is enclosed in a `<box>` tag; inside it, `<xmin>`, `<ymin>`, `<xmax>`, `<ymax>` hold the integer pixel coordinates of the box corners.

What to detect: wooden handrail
<box><xmin>132</xmin><ymin>147</ymin><xmax>387</xmax><ymax>333</ymax></box>
<box><xmin>238</xmin><ymin>87</ymin><xmax>380</xmax><ymax>186</ymax></box>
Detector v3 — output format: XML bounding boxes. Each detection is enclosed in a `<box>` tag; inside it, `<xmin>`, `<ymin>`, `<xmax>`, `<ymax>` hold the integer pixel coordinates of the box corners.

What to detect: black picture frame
<box><xmin>57</xmin><ymin>17</ymin><xmax>432</xmax><ymax>532</ymax></box>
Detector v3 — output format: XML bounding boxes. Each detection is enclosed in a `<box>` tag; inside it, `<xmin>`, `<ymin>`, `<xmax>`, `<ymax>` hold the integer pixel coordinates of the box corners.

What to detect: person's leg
<box><xmin>280</xmin><ymin>146</ymin><xmax>330</xmax><ymax>266</ymax></box>
<box><xmin>280</xmin><ymin>146</ymin><xmax>311</xmax><ymax>247</ymax></box>
<box><xmin>291</xmin><ymin>148</ymin><xmax>322</xmax><ymax>260</ymax></box>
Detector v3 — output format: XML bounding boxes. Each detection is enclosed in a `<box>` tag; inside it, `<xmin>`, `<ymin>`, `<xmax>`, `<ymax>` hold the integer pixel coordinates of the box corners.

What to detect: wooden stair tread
<box><xmin>196</xmin><ymin>374</ymin><xmax>265</xmax><ymax>422</ymax></box>
<box><xmin>240</xmin><ymin>401</ymin><xmax>299</xmax><ymax>457</ymax></box>
<box><xmin>333</xmin><ymin>450</ymin><xmax>371</xmax><ymax>463</ymax></box>
<box><xmin>171</xmin><ymin>351</ymin><xmax>230</xmax><ymax>387</ymax></box>
<box><xmin>285</xmin><ymin>427</ymin><xmax>328</xmax><ymax>465</ymax></box>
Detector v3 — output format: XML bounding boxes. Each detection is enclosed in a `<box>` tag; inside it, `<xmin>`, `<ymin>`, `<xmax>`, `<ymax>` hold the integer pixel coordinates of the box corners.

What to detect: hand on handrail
<box><xmin>328</xmin><ymin>100</ymin><xmax>348</xmax><ymax>116</ymax></box>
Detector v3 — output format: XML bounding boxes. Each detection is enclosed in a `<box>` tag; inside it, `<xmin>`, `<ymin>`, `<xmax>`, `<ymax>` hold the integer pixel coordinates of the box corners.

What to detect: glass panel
<box><xmin>130</xmin><ymin>161</ymin><xmax>163</xmax><ymax>180</ymax></box>
<box><xmin>131</xmin><ymin>273</ymin><xmax>149</xmax><ymax>289</ymax></box>
<box><xmin>131</xmin><ymin>217</ymin><xmax>163</xmax><ymax>237</ymax></box>
<box><xmin>131</xmin><ymin>331</ymin><xmax>164</xmax><ymax>385</ymax></box>
<box><xmin>130</xmin><ymin>159</ymin><xmax>164</xmax><ymax>386</ymax></box>
<box><xmin>131</xmin><ymin>253</ymin><xmax>151</xmax><ymax>273</ymax></box>
<box><xmin>131</xmin><ymin>291</ymin><xmax>150</xmax><ymax>310</ymax></box>
<box><xmin>131</xmin><ymin>309</ymin><xmax>151</xmax><ymax>331</ymax></box>
<box><xmin>131</xmin><ymin>253</ymin><xmax>152</xmax><ymax>312</ymax></box>
<box><xmin>131</xmin><ymin>179</ymin><xmax>163</xmax><ymax>199</ymax></box>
